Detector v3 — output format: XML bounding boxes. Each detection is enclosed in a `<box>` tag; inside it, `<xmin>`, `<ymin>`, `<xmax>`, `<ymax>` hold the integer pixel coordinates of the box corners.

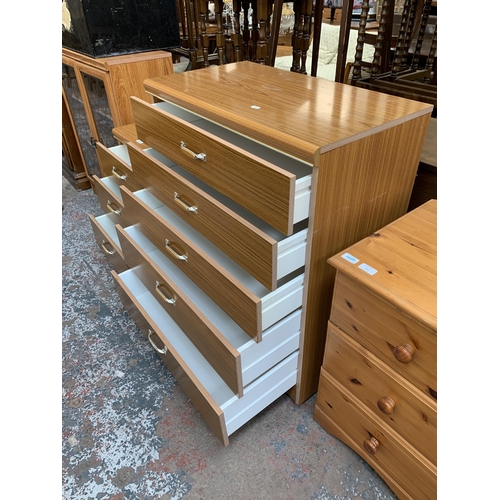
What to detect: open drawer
<box><xmin>130</xmin><ymin>97</ymin><xmax>312</xmax><ymax>236</ymax></box>
<box><xmin>88</xmin><ymin>212</ymin><xmax>127</xmax><ymax>272</ymax></box>
<box><xmin>117</xmin><ymin>223</ymin><xmax>301</xmax><ymax>397</ymax></box>
<box><xmin>126</xmin><ymin>141</ymin><xmax>308</xmax><ymax>291</ymax></box>
<box><xmin>112</xmin><ymin>267</ymin><xmax>299</xmax><ymax>447</ymax></box>
<box><xmin>120</xmin><ymin>187</ymin><xmax>305</xmax><ymax>341</ymax></box>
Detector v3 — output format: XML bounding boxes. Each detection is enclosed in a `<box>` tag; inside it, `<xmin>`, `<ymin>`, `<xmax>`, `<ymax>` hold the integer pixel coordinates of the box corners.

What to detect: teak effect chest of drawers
<box><xmin>88</xmin><ymin>61</ymin><xmax>432</xmax><ymax>446</ymax></box>
<box><xmin>314</xmin><ymin>200</ymin><xmax>437</xmax><ymax>499</ymax></box>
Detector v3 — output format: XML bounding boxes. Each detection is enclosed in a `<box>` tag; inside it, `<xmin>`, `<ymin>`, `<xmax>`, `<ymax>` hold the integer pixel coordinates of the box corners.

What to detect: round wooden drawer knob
<box><xmin>363</xmin><ymin>437</ymin><xmax>380</xmax><ymax>455</ymax></box>
<box><xmin>377</xmin><ymin>396</ymin><xmax>396</xmax><ymax>415</ymax></box>
<box><xmin>393</xmin><ymin>343</ymin><xmax>415</xmax><ymax>363</ymax></box>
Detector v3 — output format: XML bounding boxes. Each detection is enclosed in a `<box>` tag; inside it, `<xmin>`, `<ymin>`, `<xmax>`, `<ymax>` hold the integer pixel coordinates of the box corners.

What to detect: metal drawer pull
<box><xmin>147</xmin><ymin>329</ymin><xmax>167</xmax><ymax>355</ymax></box>
<box><xmin>165</xmin><ymin>240</ymin><xmax>188</xmax><ymax>261</ymax></box>
<box><xmin>180</xmin><ymin>141</ymin><xmax>206</xmax><ymax>161</ymax></box>
<box><xmin>106</xmin><ymin>200</ymin><xmax>121</xmax><ymax>215</ymax></box>
<box><xmin>155</xmin><ymin>281</ymin><xmax>177</xmax><ymax>305</ymax></box>
<box><xmin>111</xmin><ymin>166</ymin><xmax>127</xmax><ymax>180</ymax></box>
<box><xmin>174</xmin><ymin>192</ymin><xmax>198</xmax><ymax>214</ymax></box>
<box><xmin>101</xmin><ymin>240</ymin><xmax>115</xmax><ymax>255</ymax></box>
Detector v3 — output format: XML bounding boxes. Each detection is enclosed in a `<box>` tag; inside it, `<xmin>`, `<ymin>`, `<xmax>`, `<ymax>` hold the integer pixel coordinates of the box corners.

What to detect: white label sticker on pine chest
<box><xmin>341</xmin><ymin>253</ymin><xmax>359</xmax><ymax>264</ymax></box>
<box><xmin>359</xmin><ymin>263</ymin><xmax>378</xmax><ymax>275</ymax></box>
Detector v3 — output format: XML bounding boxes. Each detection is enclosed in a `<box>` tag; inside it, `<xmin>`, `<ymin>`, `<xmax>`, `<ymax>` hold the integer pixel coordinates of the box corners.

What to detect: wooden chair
<box><xmin>232</xmin><ymin>1</ymin><xmax>313</xmax><ymax>69</ymax></box>
<box><xmin>172</xmin><ymin>0</ymin><xmax>228</xmax><ymax>69</ymax></box>
<box><xmin>344</xmin><ymin>0</ymin><xmax>437</xmax><ymax>110</ymax></box>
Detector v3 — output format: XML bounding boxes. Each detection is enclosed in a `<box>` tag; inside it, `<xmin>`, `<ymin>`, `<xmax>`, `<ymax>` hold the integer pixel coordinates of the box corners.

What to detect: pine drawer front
<box><xmin>88</xmin><ymin>213</ymin><xmax>127</xmax><ymax>272</ymax></box>
<box><xmin>315</xmin><ymin>369</ymin><xmax>436</xmax><ymax>500</ymax></box>
<box><xmin>91</xmin><ymin>175</ymin><xmax>124</xmax><ymax>218</ymax></box>
<box><xmin>330</xmin><ymin>272</ymin><xmax>437</xmax><ymax>400</ymax></box>
<box><xmin>127</xmin><ymin>142</ymin><xmax>308</xmax><ymax>291</ymax></box>
<box><xmin>111</xmin><ymin>268</ymin><xmax>299</xmax><ymax>447</ymax></box>
<box><xmin>324</xmin><ymin>322</ymin><xmax>436</xmax><ymax>464</ymax></box>
<box><xmin>120</xmin><ymin>187</ymin><xmax>305</xmax><ymax>341</ymax></box>
<box><xmin>130</xmin><ymin>97</ymin><xmax>313</xmax><ymax>236</ymax></box>
<box><xmin>117</xmin><ymin>224</ymin><xmax>301</xmax><ymax>396</ymax></box>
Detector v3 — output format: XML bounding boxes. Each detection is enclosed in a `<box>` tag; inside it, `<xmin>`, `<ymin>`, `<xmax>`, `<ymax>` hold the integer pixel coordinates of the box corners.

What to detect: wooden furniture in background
<box><xmin>62</xmin><ymin>48</ymin><xmax>174</xmax><ymax>184</ymax></box>
<box><xmin>88</xmin><ymin>62</ymin><xmax>432</xmax><ymax>445</ymax></box>
<box><xmin>349</xmin><ymin>0</ymin><xmax>437</xmax><ymax>108</ymax></box>
<box><xmin>62</xmin><ymin>88</ymin><xmax>91</xmax><ymax>190</ymax></box>
<box><xmin>315</xmin><ymin>199</ymin><xmax>437</xmax><ymax>500</ymax></box>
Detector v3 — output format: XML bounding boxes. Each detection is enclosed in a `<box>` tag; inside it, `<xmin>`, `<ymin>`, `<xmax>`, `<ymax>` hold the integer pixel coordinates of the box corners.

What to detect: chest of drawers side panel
<box><xmin>295</xmin><ymin>114</ymin><xmax>430</xmax><ymax>404</ymax></box>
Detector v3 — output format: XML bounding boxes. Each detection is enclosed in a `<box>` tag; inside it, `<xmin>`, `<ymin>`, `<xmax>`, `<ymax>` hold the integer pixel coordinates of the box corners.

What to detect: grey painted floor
<box><xmin>62</xmin><ymin>176</ymin><xmax>398</xmax><ymax>500</ymax></box>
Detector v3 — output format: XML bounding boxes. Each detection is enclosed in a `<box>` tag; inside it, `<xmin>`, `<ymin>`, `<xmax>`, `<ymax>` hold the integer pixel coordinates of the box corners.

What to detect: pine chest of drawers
<box><xmin>88</xmin><ymin>61</ymin><xmax>433</xmax><ymax>446</ymax></box>
<box><xmin>314</xmin><ymin>200</ymin><xmax>437</xmax><ymax>499</ymax></box>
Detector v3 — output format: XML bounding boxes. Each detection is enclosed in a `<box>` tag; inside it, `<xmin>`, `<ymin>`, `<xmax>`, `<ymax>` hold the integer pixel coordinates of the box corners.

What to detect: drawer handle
<box><xmin>174</xmin><ymin>192</ymin><xmax>198</xmax><ymax>214</ymax></box>
<box><xmin>165</xmin><ymin>239</ymin><xmax>188</xmax><ymax>262</ymax></box>
<box><xmin>106</xmin><ymin>200</ymin><xmax>121</xmax><ymax>215</ymax></box>
<box><xmin>155</xmin><ymin>281</ymin><xmax>177</xmax><ymax>305</ymax></box>
<box><xmin>101</xmin><ymin>240</ymin><xmax>115</xmax><ymax>255</ymax></box>
<box><xmin>180</xmin><ymin>141</ymin><xmax>206</xmax><ymax>161</ymax></box>
<box><xmin>363</xmin><ymin>437</ymin><xmax>380</xmax><ymax>455</ymax></box>
<box><xmin>111</xmin><ymin>166</ymin><xmax>127</xmax><ymax>180</ymax></box>
<box><xmin>393</xmin><ymin>343</ymin><xmax>415</xmax><ymax>364</ymax></box>
<box><xmin>147</xmin><ymin>329</ymin><xmax>167</xmax><ymax>355</ymax></box>
<box><xmin>377</xmin><ymin>396</ymin><xmax>396</xmax><ymax>415</ymax></box>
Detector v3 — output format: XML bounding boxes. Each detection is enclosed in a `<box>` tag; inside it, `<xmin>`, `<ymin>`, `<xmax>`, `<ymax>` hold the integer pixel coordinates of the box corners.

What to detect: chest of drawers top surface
<box><xmin>328</xmin><ymin>200</ymin><xmax>437</xmax><ymax>331</ymax></box>
<box><xmin>142</xmin><ymin>61</ymin><xmax>433</xmax><ymax>164</ymax></box>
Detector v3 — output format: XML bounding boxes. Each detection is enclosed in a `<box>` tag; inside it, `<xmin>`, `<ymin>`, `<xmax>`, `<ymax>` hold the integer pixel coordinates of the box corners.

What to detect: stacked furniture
<box><xmin>314</xmin><ymin>199</ymin><xmax>437</xmax><ymax>499</ymax></box>
<box><xmin>88</xmin><ymin>61</ymin><xmax>432</xmax><ymax>445</ymax></box>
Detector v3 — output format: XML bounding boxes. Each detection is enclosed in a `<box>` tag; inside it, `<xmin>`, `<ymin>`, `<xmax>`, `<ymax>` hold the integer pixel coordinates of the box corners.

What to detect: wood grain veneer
<box><xmin>119</xmin><ymin>186</ymin><xmax>263</xmax><ymax>341</ymax></box>
<box><xmin>88</xmin><ymin>214</ymin><xmax>127</xmax><ymax>272</ymax></box>
<box><xmin>142</xmin><ymin>61</ymin><xmax>431</xmax><ymax>165</ymax></box>
<box><xmin>116</xmin><ymin>225</ymin><xmax>243</xmax><ymax>397</ymax></box>
<box><xmin>96</xmin><ymin>143</ymin><xmax>132</xmax><ymax>179</ymax></box>
<box><xmin>130</xmin><ymin>97</ymin><xmax>297</xmax><ymax>235</ymax></box>
<box><xmin>138</xmin><ymin>62</ymin><xmax>433</xmax><ymax>405</ymax></box>
<box><xmin>111</xmin><ymin>269</ymin><xmax>229</xmax><ymax>446</ymax></box>
<box><xmin>91</xmin><ymin>175</ymin><xmax>124</xmax><ymax>215</ymax></box>
<box><xmin>63</xmin><ymin>48</ymin><xmax>174</xmax><ymax>127</ymax></box>
<box><xmin>126</xmin><ymin>142</ymin><xmax>279</xmax><ymax>290</ymax></box>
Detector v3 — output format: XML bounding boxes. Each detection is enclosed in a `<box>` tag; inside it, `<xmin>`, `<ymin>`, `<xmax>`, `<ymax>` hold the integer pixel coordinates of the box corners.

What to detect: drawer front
<box><xmin>88</xmin><ymin>213</ymin><xmax>127</xmax><ymax>272</ymax></box>
<box><xmin>127</xmin><ymin>142</ymin><xmax>279</xmax><ymax>290</ymax></box>
<box><xmin>112</xmin><ymin>268</ymin><xmax>299</xmax><ymax>447</ymax></box>
<box><xmin>96</xmin><ymin>143</ymin><xmax>142</xmax><ymax>190</ymax></box>
<box><xmin>92</xmin><ymin>175</ymin><xmax>124</xmax><ymax>218</ymax></box>
<box><xmin>111</xmin><ymin>269</ymin><xmax>230</xmax><ymax>446</ymax></box>
<box><xmin>315</xmin><ymin>369</ymin><xmax>436</xmax><ymax>500</ymax></box>
<box><xmin>131</xmin><ymin>97</ymin><xmax>297</xmax><ymax>235</ymax></box>
<box><xmin>116</xmin><ymin>224</ymin><xmax>244</xmax><ymax>397</ymax></box>
<box><xmin>324</xmin><ymin>322</ymin><xmax>437</xmax><ymax>464</ymax></box>
<box><xmin>331</xmin><ymin>272</ymin><xmax>437</xmax><ymax>399</ymax></box>
<box><xmin>120</xmin><ymin>186</ymin><xmax>263</xmax><ymax>340</ymax></box>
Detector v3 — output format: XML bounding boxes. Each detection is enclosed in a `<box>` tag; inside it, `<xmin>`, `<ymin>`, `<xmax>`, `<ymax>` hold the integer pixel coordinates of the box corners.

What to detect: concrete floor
<box><xmin>62</xmin><ymin>176</ymin><xmax>398</xmax><ymax>499</ymax></box>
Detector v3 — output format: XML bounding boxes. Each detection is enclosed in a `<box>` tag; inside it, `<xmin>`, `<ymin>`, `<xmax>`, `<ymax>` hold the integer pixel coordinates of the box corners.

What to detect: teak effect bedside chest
<box><xmin>88</xmin><ymin>61</ymin><xmax>433</xmax><ymax>445</ymax></box>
